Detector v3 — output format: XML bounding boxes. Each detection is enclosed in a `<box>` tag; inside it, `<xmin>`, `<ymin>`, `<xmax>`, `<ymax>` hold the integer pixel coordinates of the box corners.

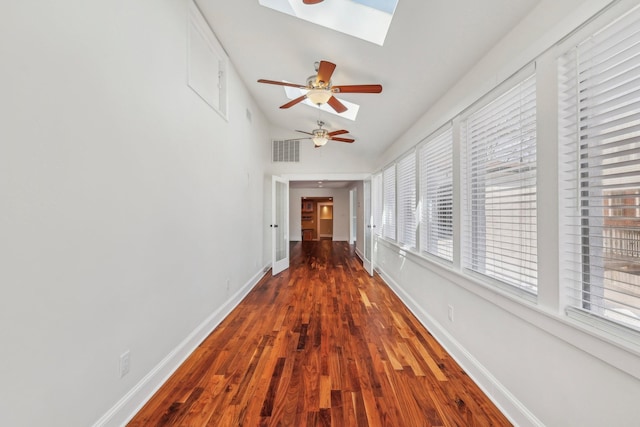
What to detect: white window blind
<box><xmin>397</xmin><ymin>152</ymin><xmax>417</xmax><ymax>249</ymax></box>
<box><xmin>383</xmin><ymin>165</ymin><xmax>396</xmax><ymax>240</ymax></box>
<box><xmin>559</xmin><ymin>5</ymin><xmax>640</xmax><ymax>332</ymax></box>
<box><xmin>462</xmin><ymin>72</ymin><xmax>538</xmax><ymax>293</ymax></box>
<box><xmin>373</xmin><ymin>173</ymin><xmax>383</xmax><ymax>236</ymax></box>
<box><xmin>419</xmin><ymin>128</ymin><xmax>453</xmax><ymax>261</ymax></box>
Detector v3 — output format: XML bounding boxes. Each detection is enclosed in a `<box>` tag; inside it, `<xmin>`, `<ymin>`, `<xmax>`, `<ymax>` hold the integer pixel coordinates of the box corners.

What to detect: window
<box><xmin>373</xmin><ymin>173</ymin><xmax>383</xmax><ymax>236</ymax></box>
<box><xmin>258</xmin><ymin>0</ymin><xmax>398</xmax><ymax>46</ymax></box>
<box><xmin>559</xmin><ymin>5</ymin><xmax>640</xmax><ymax>331</ymax></box>
<box><xmin>419</xmin><ymin>128</ymin><xmax>453</xmax><ymax>261</ymax></box>
<box><xmin>397</xmin><ymin>152</ymin><xmax>417</xmax><ymax>249</ymax></box>
<box><xmin>462</xmin><ymin>71</ymin><xmax>538</xmax><ymax>293</ymax></box>
<box><xmin>382</xmin><ymin>164</ymin><xmax>396</xmax><ymax>240</ymax></box>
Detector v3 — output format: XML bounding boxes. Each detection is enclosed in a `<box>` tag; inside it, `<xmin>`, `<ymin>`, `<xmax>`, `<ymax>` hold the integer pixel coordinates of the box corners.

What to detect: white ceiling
<box><xmin>195</xmin><ymin>0</ymin><xmax>541</xmax><ymax>162</ymax></box>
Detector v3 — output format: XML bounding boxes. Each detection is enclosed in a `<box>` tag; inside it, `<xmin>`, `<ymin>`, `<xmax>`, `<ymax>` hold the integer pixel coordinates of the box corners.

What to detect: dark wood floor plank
<box><xmin>128</xmin><ymin>241</ymin><xmax>511</xmax><ymax>427</ymax></box>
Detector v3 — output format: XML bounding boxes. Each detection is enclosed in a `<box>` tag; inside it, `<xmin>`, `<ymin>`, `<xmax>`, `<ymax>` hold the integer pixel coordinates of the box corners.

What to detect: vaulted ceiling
<box><xmin>195</xmin><ymin>0</ymin><xmax>541</xmax><ymax>160</ymax></box>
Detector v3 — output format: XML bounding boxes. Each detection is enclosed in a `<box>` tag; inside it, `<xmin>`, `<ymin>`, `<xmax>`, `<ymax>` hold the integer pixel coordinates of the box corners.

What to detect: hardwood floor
<box><xmin>128</xmin><ymin>241</ymin><xmax>511</xmax><ymax>426</ymax></box>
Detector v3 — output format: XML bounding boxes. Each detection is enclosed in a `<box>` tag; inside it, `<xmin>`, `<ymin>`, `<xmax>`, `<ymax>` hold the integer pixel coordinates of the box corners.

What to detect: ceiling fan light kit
<box><xmin>306</xmin><ymin>88</ymin><xmax>333</xmax><ymax>105</ymax></box>
<box><xmin>312</xmin><ymin>134</ymin><xmax>328</xmax><ymax>147</ymax></box>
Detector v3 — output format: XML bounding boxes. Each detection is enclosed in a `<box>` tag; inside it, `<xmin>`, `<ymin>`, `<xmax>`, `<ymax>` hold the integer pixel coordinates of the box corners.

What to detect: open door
<box><xmin>272</xmin><ymin>176</ymin><xmax>289</xmax><ymax>275</ymax></box>
<box><xmin>363</xmin><ymin>177</ymin><xmax>374</xmax><ymax>276</ymax></box>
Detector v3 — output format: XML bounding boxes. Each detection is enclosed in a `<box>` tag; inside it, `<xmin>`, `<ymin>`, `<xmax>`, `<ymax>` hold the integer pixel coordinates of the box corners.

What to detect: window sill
<box><xmin>374</xmin><ymin>237</ymin><xmax>640</xmax><ymax>381</ymax></box>
<box><xmin>565</xmin><ymin>307</ymin><xmax>640</xmax><ymax>356</ymax></box>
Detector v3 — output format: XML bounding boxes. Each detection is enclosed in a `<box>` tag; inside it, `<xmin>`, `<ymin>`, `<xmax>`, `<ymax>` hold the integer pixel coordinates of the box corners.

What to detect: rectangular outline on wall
<box><xmin>187</xmin><ymin>0</ymin><xmax>228</xmax><ymax>120</ymax></box>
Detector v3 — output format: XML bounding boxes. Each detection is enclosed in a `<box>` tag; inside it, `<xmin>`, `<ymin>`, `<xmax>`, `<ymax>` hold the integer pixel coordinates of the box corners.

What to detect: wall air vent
<box><xmin>272</xmin><ymin>140</ymin><xmax>300</xmax><ymax>163</ymax></box>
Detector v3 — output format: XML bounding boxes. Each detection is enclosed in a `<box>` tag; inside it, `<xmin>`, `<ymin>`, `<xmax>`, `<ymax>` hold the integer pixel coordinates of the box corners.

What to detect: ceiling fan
<box><xmin>287</xmin><ymin>121</ymin><xmax>355</xmax><ymax>147</ymax></box>
<box><xmin>257</xmin><ymin>60</ymin><xmax>382</xmax><ymax>113</ymax></box>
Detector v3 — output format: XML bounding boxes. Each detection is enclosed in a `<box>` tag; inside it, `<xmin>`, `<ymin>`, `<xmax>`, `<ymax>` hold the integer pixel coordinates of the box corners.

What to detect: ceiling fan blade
<box><xmin>330</xmin><ymin>137</ymin><xmax>355</xmax><ymax>143</ymax></box>
<box><xmin>303</xmin><ymin>0</ymin><xmax>324</xmax><ymax>3</ymax></box>
<box><xmin>280</xmin><ymin>95</ymin><xmax>307</xmax><ymax>109</ymax></box>
<box><xmin>328</xmin><ymin>129</ymin><xmax>349</xmax><ymax>136</ymax></box>
<box><xmin>316</xmin><ymin>60</ymin><xmax>336</xmax><ymax>86</ymax></box>
<box><xmin>285</xmin><ymin>137</ymin><xmax>310</xmax><ymax>141</ymax></box>
<box><xmin>258</xmin><ymin>79</ymin><xmax>307</xmax><ymax>89</ymax></box>
<box><xmin>295</xmin><ymin>130</ymin><xmax>314</xmax><ymax>136</ymax></box>
<box><xmin>332</xmin><ymin>84</ymin><xmax>383</xmax><ymax>93</ymax></box>
<box><xmin>327</xmin><ymin>96</ymin><xmax>348</xmax><ymax>113</ymax></box>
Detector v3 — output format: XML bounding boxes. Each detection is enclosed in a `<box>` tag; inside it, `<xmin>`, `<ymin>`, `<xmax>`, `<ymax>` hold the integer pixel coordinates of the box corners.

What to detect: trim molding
<box><xmin>374</xmin><ymin>237</ymin><xmax>640</xmax><ymax>380</ymax></box>
<box><xmin>92</xmin><ymin>264</ymin><xmax>270</xmax><ymax>427</ymax></box>
<box><xmin>375</xmin><ymin>266</ymin><xmax>544</xmax><ymax>427</ymax></box>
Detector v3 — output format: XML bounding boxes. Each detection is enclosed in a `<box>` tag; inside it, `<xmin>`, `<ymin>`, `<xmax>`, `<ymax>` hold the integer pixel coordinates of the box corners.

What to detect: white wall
<box><xmin>288</xmin><ymin>188</ymin><xmax>350</xmax><ymax>242</ymax></box>
<box><xmin>0</xmin><ymin>1</ymin><xmax>270</xmax><ymax>426</ymax></box>
<box><xmin>374</xmin><ymin>0</ymin><xmax>640</xmax><ymax>425</ymax></box>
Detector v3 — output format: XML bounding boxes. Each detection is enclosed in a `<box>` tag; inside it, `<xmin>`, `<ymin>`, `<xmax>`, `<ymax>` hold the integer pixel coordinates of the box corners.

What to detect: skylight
<box><xmin>283</xmin><ymin>86</ymin><xmax>359</xmax><ymax>121</ymax></box>
<box><xmin>351</xmin><ymin>0</ymin><xmax>397</xmax><ymax>15</ymax></box>
<box><xmin>258</xmin><ymin>0</ymin><xmax>398</xmax><ymax>46</ymax></box>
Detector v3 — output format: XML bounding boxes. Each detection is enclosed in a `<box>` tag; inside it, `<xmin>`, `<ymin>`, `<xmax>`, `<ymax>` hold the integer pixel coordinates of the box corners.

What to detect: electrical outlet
<box><xmin>448</xmin><ymin>305</ymin><xmax>454</xmax><ymax>323</ymax></box>
<box><xmin>119</xmin><ymin>350</ymin><xmax>130</xmax><ymax>378</ymax></box>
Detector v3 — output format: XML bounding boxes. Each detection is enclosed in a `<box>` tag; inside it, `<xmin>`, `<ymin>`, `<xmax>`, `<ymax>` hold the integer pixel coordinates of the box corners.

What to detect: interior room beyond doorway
<box><xmin>301</xmin><ymin>197</ymin><xmax>333</xmax><ymax>241</ymax></box>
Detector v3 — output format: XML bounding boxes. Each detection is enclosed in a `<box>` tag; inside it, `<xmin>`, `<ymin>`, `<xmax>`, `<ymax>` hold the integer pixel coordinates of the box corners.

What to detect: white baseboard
<box><xmin>92</xmin><ymin>265</ymin><xmax>270</xmax><ymax>427</ymax></box>
<box><xmin>375</xmin><ymin>267</ymin><xmax>543</xmax><ymax>427</ymax></box>
<box><xmin>355</xmin><ymin>247</ymin><xmax>364</xmax><ymax>262</ymax></box>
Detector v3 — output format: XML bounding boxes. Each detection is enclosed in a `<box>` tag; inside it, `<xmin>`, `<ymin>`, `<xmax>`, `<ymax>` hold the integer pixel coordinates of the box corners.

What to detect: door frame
<box><xmin>316</xmin><ymin>201</ymin><xmax>334</xmax><ymax>239</ymax></box>
<box><xmin>279</xmin><ymin>173</ymin><xmax>371</xmax><ymax>268</ymax></box>
<box><xmin>271</xmin><ymin>176</ymin><xmax>289</xmax><ymax>275</ymax></box>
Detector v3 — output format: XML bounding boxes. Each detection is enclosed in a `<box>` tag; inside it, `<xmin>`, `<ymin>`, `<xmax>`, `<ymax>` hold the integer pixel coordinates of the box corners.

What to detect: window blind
<box><xmin>383</xmin><ymin>165</ymin><xmax>396</xmax><ymax>240</ymax></box>
<box><xmin>373</xmin><ymin>173</ymin><xmax>383</xmax><ymax>236</ymax></box>
<box><xmin>462</xmin><ymin>72</ymin><xmax>538</xmax><ymax>293</ymax></box>
<box><xmin>419</xmin><ymin>128</ymin><xmax>453</xmax><ymax>261</ymax></box>
<box><xmin>559</xmin><ymin>5</ymin><xmax>640</xmax><ymax>331</ymax></box>
<box><xmin>397</xmin><ymin>152</ymin><xmax>417</xmax><ymax>249</ymax></box>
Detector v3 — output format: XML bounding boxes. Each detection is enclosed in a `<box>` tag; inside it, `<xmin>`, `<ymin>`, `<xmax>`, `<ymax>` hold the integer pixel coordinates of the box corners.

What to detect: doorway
<box><xmin>300</xmin><ymin>197</ymin><xmax>333</xmax><ymax>241</ymax></box>
<box><xmin>317</xmin><ymin>202</ymin><xmax>333</xmax><ymax>240</ymax></box>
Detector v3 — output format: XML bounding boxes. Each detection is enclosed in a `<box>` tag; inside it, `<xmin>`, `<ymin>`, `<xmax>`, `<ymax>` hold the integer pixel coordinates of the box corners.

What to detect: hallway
<box><xmin>128</xmin><ymin>241</ymin><xmax>510</xmax><ymax>426</ymax></box>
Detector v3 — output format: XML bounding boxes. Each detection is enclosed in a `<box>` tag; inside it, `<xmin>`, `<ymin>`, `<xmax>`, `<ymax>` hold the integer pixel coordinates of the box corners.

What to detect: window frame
<box><xmin>558</xmin><ymin>3</ymin><xmax>640</xmax><ymax>337</ymax></box>
<box><xmin>382</xmin><ymin>164</ymin><xmax>397</xmax><ymax>241</ymax></box>
<box><xmin>461</xmin><ymin>68</ymin><xmax>539</xmax><ymax>295</ymax></box>
<box><xmin>396</xmin><ymin>151</ymin><xmax>417</xmax><ymax>249</ymax></box>
<box><xmin>418</xmin><ymin>127</ymin><xmax>454</xmax><ymax>262</ymax></box>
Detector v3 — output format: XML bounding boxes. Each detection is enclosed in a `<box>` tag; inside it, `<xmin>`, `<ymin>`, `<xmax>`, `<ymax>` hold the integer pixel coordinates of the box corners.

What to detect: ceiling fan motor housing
<box><xmin>307</xmin><ymin>75</ymin><xmax>331</xmax><ymax>89</ymax></box>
